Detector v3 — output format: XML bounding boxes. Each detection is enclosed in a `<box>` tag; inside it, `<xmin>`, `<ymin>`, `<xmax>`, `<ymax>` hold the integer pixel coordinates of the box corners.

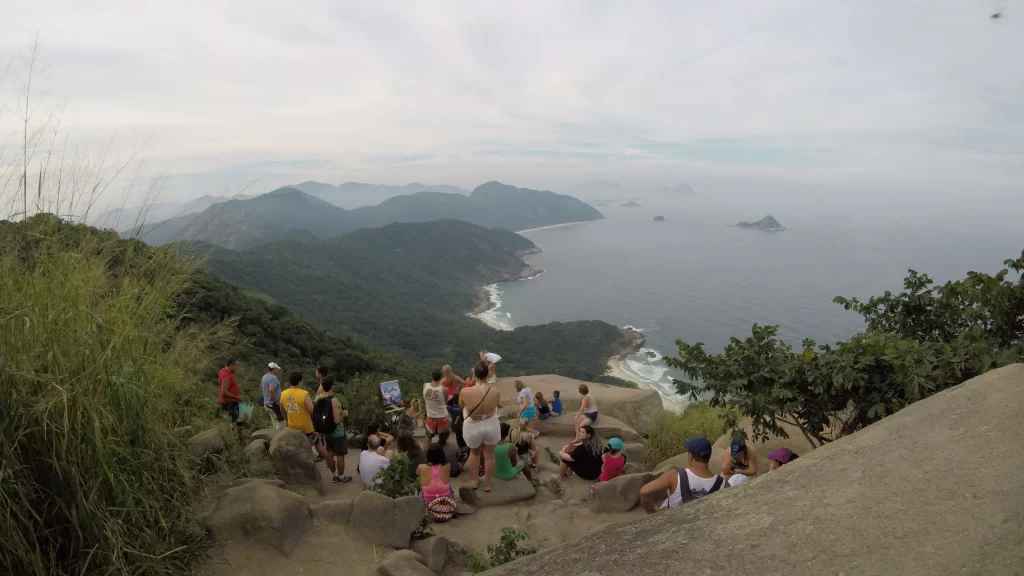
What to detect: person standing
<box><xmin>479</xmin><ymin>350</ymin><xmax>502</xmax><ymax>383</ymax></box>
<box><xmin>459</xmin><ymin>361</ymin><xmax>501</xmax><ymax>491</ymax></box>
<box><xmin>423</xmin><ymin>369</ymin><xmax>451</xmax><ymax>446</ymax></box>
<box><xmin>218</xmin><ymin>358</ymin><xmax>243</xmax><ymax>425</ymax></box>
<box><xmin>315</xmin><ymin>375</ymin><xmax>352</xmax><ymax>484</ymax></box>
<box><xmin>280</xmin><ymin>371</ymin><xmax>329</xmax><ymax>462</ymax></box>
<box><xmin>639</xmin><ymin>437</ymin><xmax>724</xmax><ymax>513</ymax></box>
<box><xmin>261</xmin><ymin>362</ymin><xmax>284</xmax><ymax>429</ymax></box>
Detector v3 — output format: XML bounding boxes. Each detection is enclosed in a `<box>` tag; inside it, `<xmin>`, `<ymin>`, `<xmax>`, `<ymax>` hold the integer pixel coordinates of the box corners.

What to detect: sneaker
<box><xmin>333</xmin><ymin>475</ymin><xmax>353</xmax><ymax>484</ymax></box>
<box><xmin>314</xmin><ymin>454</ymin><xmax>324</xmax><ymax>463</ymax></box>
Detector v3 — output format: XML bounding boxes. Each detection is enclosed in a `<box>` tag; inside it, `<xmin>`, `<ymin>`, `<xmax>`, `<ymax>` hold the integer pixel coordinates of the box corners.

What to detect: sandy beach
<box><xmin>516</xmin><ymin>220</ymin><xmax>594</xmax><ymax>234</ymax></box>
<box><xmin>607</xmin><ymin>357</ymin><xmax>687</xmax><ymax>414</ymax></box>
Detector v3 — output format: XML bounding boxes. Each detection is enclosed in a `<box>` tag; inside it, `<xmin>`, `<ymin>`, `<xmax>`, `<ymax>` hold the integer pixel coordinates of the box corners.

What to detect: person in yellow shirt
<box><xmin>280</xmin><ymin>371</ymin><xmax>328</xmax><ymax>462</ymax></box>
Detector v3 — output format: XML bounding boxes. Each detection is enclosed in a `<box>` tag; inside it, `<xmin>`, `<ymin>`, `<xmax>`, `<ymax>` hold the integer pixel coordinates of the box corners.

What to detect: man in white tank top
<box><xmin>639</xmin><ymin>437</ymin><xmax>723</xmax><ymax>513</ymax></box>
<box><xmin>422</xmin><ymin>368</ymin><xmax>451</xmax><ymax>443</ymax></box>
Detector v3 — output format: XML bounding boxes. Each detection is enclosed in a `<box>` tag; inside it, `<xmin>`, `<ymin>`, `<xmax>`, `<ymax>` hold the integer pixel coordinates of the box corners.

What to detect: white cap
<box><xmin>267</xmin><ymin>362</ymin><xmax>281</xmax><ymax>370</ymax></box>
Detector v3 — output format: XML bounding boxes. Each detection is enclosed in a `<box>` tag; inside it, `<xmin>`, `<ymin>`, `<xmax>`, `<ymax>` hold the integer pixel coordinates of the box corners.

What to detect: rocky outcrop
<box><xmin>251</xmin><ymin>427</ymin><xmax>283</xmax><ymax>444</ymax></box>
<box><xmin>205</xmin><ymin>480</ymin><xmax>312</xmax><ymax>556</ymax></box>
<box><xmin>311</xmin><ymin>499</ymin><xmax>353</xmax><ymax>525</ymax></box>
<box><xmin>485</xmin><ymin>364</ymin><xmax>1024</xmax><ymax>576</ymax></box>
<box><xmin>245</xmin><ymin>439</ymin><xmax>267</xmax><ymax>460</ymax></box>
<box><xmin>494</xmin><ymin>374</ymin><xmax>663</xmax><ymax>434</ymax></box>
<box><xmin>411</xmin><ymin>535</ymin><xmax>449</xmax><ymax>574</ymax></box>
<box><xmin>268</xmin><ymin>428</ymin><xmax>322</xmax><ymax>493</ymax></box>
<box><xmin>374</xmin><ymin>549</ymin><xmax>434</xmax><ymax>576</ymax></box>
<box><xmin>187</xmin><ymin>428</ymin><xmax>223</xmax><ymax>458</ymax></box>
<box><xmin>732</xmin><ymin>214</ymin><xmax>785</xmax><ymax>231</ymax></box>
<box><xmin>653</xmin><ymin>216</ymin><xmax>665</xmax><ymax>222</ymax></box>
<box><xmin>349</xmin><ymin>491</ymin><xmax>425</xmax><ymax>550</ymax></box>
<box><xmin>458</xmin><ymin>476</ymin><xmax>536</xmax><ymax>507</ymax></box>
<box><xmin>531</xmin><ymin>414</ymin><xmax>642</xmax><ymax>443</ymax></box>
<box><xmin>590</xmin><ymin>472</ymin><xmax>655</xmax><ymax>513</ymax></box>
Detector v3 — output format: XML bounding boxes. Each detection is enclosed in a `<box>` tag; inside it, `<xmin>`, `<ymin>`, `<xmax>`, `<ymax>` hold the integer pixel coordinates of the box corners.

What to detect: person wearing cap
<box><xmin>720</xmin><ymin>438</ymin><xmax>758</xmax><ymax>487</ymax></box>
<box><xmin>766</xmin><ymin>447</ymin><xmax>799</xmax><ymax>471</ymax></box>
<box><xmin>639</xmin><ymin>437</ymin><xmax>724</xmax><ymax>513</ymax></box>
<box><xmin>261</xmin><ymin>362</ymin><xmax>284</xmax><ymax>430</ymax></box>
<box><xmin>597</xmin><ymin>437</ymin><xmax>627</xmax><ymax>483</ymax></box>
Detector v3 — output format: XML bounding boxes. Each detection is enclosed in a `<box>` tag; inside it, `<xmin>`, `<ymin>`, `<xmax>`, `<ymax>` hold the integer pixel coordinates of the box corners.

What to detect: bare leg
<box><xmin>482</xmin><ymin>443</ymin><xmax>497</xmax><ymax>491</ymax></box>
<box><xmin>528</xmin><ymin>439</ymin><xmax>539</xmax><ymax>464</ymax></box>
<box><xmin>468</xmin><ymin>447</ymin><xmax>482</xmax><ymax>488</ymax></box>
<box><xmin>553</xmin><ymin>461</ymin><xmax>569</xmax><ymax>480</ymax></box>
<box><xmin>488</xmin><ymin>364</ymin><xmax>496</xmax><ymax>382</ymax></box>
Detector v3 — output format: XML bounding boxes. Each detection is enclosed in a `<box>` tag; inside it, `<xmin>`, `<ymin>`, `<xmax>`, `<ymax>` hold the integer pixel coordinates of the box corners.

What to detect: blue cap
<box><xmin>683</xmin><ymin>437</ymin><xmax>713</xmax><ymax>460</ymax></box>
<box><xmin>608</xmin><ymin>437</ymin><xmax>625</xmax><ymax>451</ymax></box>
<box><xmin>730</xmin><ymin>438</ymin><xmax>747</xmax><ymax>457</ymax></box>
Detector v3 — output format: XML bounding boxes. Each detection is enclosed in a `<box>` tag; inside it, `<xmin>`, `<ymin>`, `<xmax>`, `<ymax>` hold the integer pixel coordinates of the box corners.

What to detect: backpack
<box><xmin>312</xmin><ymin>397</ymin><xmax>337</xmax><ymax>434</ymax></box>
<box><xmin>426</xmin><ymin>495</ymin><xmax>456</xmax><ymax>523</ymax></box>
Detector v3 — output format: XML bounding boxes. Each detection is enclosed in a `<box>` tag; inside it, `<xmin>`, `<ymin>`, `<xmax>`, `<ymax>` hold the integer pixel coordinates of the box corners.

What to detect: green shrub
<box><xmin>487</xmin><ymin>527</ymin><xmax>539</xmax><ymax>567</ymax></box>
<box><xmin>542</xmin><ymin>478</ymin><xmax>565</xmax><ymax>498</ymax></box>
<box><xmin>0</xmin><ymin>217</ymin><xmax>231</xmax><ymax>575</ymax></box>
<box><xmin>644</xmin><ymin>403</ymin><xmax>729</xmax><ymax>469</ymax></box>
<box><xmin>369</xmin><ymin>453</ymin><xmax>419</xmax><ymax>499</ymax></box>
<box><xmin>544</xmin><ymin>446</ymin><xmax>560</xmax><ymax>464</ymax></box>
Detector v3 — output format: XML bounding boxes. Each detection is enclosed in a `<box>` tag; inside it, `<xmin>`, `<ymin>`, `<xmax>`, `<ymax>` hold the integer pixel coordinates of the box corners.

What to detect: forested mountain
<box><xmin>205</xmin><ymin>220</ymin><xmax>634</xmax><ymax>383</ymax></box>
<box><xmin>290</xmin><ymin>180</ymin><xmax>470</xmax><ymax>209</ymax></box>
<box><xmin>130</xmin><ymin>181</ymin><xmax>603</xmax><ymax>249</ymax></box>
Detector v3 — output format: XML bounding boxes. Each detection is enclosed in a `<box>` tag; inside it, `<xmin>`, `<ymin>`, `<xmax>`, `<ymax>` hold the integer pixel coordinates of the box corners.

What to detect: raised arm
<box><xmin>639</xmin><ymin>470</ymin><xmax>676</xmax><ymax>514</ymax></box>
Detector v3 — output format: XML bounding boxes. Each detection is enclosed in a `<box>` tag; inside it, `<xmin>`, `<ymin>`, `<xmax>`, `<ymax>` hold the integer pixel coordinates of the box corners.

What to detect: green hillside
<box><xmin>131</xmin><ymin>181</ymin><xmax>603</xmax><ymax>249</ymax></box>
<box><xmin>206</xmin><ymin>220</ymin><xmax>635</xmax><ymax>383</ymax></box>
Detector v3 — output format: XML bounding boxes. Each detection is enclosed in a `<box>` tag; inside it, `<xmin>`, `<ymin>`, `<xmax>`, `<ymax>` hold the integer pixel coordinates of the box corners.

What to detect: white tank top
<box><xmin>582</xmin><ymin>393</ymin><xmax>598</xmax><ymax>413</ymax></box>
<box><xmin>661</xmin><ymin>469</ymin><xmax>721</xmax><ymax>509</ymax></box>
<box><xmin>422</xmin><ymin>383</ymin><xmax>448</xmax><ymax>419</ymax></box>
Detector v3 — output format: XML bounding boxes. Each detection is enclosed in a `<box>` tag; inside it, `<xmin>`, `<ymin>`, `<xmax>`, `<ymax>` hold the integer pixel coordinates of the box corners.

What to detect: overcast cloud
<box><xmin>1</xmin><ymin>0</ymin><xmax>1021</xmax><ymax>201</ymax></box>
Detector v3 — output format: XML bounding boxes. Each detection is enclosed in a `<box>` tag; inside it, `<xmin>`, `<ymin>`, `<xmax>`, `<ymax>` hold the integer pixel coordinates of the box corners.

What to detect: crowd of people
<box><xmin>217</xmin><ymin>351</ymin><xmax>800</xmax><ymax>522</ymax></box>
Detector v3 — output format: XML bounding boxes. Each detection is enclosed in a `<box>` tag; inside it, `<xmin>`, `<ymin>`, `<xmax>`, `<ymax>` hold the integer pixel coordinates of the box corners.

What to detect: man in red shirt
<box><xmin>219</xmin><ymin>358</ymin><xmax>243</xmax><ymax>424</ymax></box>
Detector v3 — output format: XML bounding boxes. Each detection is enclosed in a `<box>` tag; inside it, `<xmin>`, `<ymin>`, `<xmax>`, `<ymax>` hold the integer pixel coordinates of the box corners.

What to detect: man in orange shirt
<box><xmin>218</xmin><ymin>358</ymin><xmax>244</xmax><ymax>425</ymax></box>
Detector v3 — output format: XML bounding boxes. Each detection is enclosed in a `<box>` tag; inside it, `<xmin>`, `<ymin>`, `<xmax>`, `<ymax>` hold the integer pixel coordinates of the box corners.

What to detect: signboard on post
<box><xmin>379</xmin><ymin>380</ymin><xmax>403</xmax><ymax>410</ymax></box>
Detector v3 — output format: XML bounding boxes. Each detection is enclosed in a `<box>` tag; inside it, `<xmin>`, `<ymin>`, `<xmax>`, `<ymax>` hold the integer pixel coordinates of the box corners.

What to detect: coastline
<box><xmin>607</xmin><ymin>357</ymin><xmax>687</xmax><ymax>414</ymax></box>
<box><xmin>516</xmin><ymin>220</ymin><xmax>595</xmax><ymax>234</ymax></box>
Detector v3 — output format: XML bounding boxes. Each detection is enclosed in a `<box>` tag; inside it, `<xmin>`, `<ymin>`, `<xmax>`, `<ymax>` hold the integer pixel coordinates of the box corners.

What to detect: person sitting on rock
<box><xmin>574</xmin><ymin>384</ymin><xmax>598</xmax><ymax>435</ymax></box>
<box><xmin>553</xmin><ymin>425</ymin><xmax>604</xmax><ymax>482</ymax></box>
<box><xmin>767</xmin><ymin>447</ymin><xmax>799</xmax><ymax>471</ymax></box>
<box><xmin>598</xmin><ymin>438</ymin><xmax>627</xmax><ymax>483</ymax></box>
<box><xmin>721</xmin><ymin>438</ymin><xmax>758</xmax><ymax>487</ymax></box>
<box><xmin>640</xmin><ymin>437</ymin><xmax>723</xmax><ymax>513</ymax></box>
<box><xmin>398</xmin><ymin>430</ymin><xmax>427</xmax><ymax>479</ymax></box>
<box><xmin>365</xmin><ymin>422</ymin><xmax>394</xmax><ymax>454</ymax></box>
<box><xmin>550</xmin><ymin>389</ymin><xmax>563</xmax><ymax>416</ymax></box>
<box><xmin>514</xmin><ymin>380</ymin><xmax>541</xmax><ymax>437</ymax></box>
<box><xmin>358</xmin><ymin>434</ymin><xmax>394</xmax><ymax>487</ymax></box>
<box><xmin>509</xmin><ymin>418</ymin><xmax>539</xmax><ymax>469</ymax></box>
<box><xmin>419</xmin><ymin>442</ymin><xmax>457</xmax><ymax>522</ymax></box>
<box><xmin>438</xmin><ymin>430</ymin><xmax>466</xmax><ymax>477</ymax></box>
<box><xmin>494</xmin><ymin>422</ymin><xmax>534</xmax><ymax>481</ymax></box>
<box><xmin>459</xmin><ymin>361</ymin><xmax>502</xmax><ymax>492</ymax></box>
<box><xmin>534</xmin><ymin>391</ymin><xmax>551</xmax><ymax>420</ymax></box>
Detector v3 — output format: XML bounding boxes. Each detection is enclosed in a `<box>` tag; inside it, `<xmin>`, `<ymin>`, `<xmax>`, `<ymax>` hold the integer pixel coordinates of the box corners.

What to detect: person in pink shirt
<box><xmin>598</xmin><ymin>437</ymin><xmax>627</xmax><ymax>482</ymax></box>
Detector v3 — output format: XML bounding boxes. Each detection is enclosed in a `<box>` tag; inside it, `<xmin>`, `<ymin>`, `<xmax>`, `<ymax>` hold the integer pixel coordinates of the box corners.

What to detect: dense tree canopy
<box><xmin>667</xmin><ymin>256</ymin><xmax>1024</xmax><ymax>447</ymax></box>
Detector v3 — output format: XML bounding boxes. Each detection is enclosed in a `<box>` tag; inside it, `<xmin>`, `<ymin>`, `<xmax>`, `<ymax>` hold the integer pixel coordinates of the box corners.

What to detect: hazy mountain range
<box><xmin>289</xmin><ymin>181</ymin><xmax>470</xmax><ymax>209</ymax></box>
<box><xmin>130</xmin><ymin>181</ymin><xmax>603</xmax><ymax>250</ymax></box>
<box><xmin>564</xmin><ymin>180</ymin><xmax>697</xmax><ymax>202</ymax></box>
<box><xmin>89</xmin><ymin>194</ymin><xmax>254</xmax><ymax>229</ymax></box>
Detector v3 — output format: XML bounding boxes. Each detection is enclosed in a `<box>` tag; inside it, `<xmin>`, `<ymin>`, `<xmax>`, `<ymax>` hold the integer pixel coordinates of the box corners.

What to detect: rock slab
<box><xmin>349</xmin><ymin>490</ymin><xmax>425</xmax><ymax>550</ymax></box>
<box><xmin>187</xmin><ymin>428</ymin><xmax>223</xmax><ymax>458</ymax></box>
<box><xmin>376</xmin><ymin>550</ymin><xmax>433</xmax><ymax>576</ymax></box>
<box><xmin>311</xmin><ymin>499</ymin><xmax>353</xmax><ymax>525</ymax></box>
<box><xmin>205</xmin><ymin>481</ymin><xmax>311</xmax><ymax>556</ymax></box>
<box><xmin>411</xmin><ymin>535</ymin><xmax>449</xmax><ymax>574</ymax></box>
<box><xmin>268</xmin><ymin>428</ymin><xmax>322</xmax><ymax>493</ymax></box>
<box><xmin>457</xmin><ymin>476</ymin><xmax>536</xmax><ymax>507</ymax></box>
<box><xmin>591</xmin><ymin>472</ymin><xmax>655</xmax><ymax>513</ymax></box>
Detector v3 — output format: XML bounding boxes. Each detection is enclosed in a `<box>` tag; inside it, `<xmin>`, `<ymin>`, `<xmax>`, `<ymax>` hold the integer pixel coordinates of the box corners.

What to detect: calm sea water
<box><xmin>479</xmin><ymin>190</ymin><xmax>1022</xmax><ymax>402</ymax></box>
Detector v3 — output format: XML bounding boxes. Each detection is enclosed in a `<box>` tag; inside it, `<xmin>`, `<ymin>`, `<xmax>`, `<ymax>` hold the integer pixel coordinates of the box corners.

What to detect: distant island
<box><xmin>653</xmin><ymin>216</ymin><xmax>665</xmax><ymax>222</ymax></box>
<box><xmin>732</xmin><ymin>215</ymin><xmax>785</xmax><ymax>231</ymax></box>
<box><xmin>621</xmin><ymin>201</ymin><xmax>642</xmax><ymax>208</ymax></box>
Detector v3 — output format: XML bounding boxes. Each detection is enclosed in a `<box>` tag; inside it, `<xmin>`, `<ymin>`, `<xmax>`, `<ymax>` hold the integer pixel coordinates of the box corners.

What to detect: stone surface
<box><xmin>549</xmin><ymin>500</ymin><xmax>566</xmax><ymax>511</ymax></box>
<box><xmin>526</xmin><ymin>517</ymin><xmax>563</xmax><ymax>547</ymax></box>
<box><xmin>251</xmin><ymin>427</ymin><xmax>283</xmax><ymax>443</ymax></box>
<box><xmin>411</xmin><ymin>535</ymin><xmax>449</xmax><ymax>574</ymax></box>
<box><xmin>187</xmin><ymin>428</ymin><xmax>223</xmax><ymax>458</ymax></box>
<box><xmin>484</xmin><ymin>364</ymin><xmax>1024</xmax><ymax>576</ymax></box>
<box><xmin>268</xmin><ymin>428</ymin><xmax>322</xmax><ymax>493</ymax></box>
<box><xmin>530</xmin><ymin>414</ymin><xmax>642</xmax><ymax>443</ymax></box>
<box><xmin>376</xmin><ymin>550</ymin><xmax>433</xmax><ymax>576</ymax></box>
<box><xmin>393</xmin><ymin>496</ymin><xmax>427</xmax><ymax>549</ymax></box>
<box><xmin>590</xmin><ymin>472</ymin><xmax>655</xmax><ymax>513</ymax></box>
<box><xmin>245</xmin><ymin>439</ymin><xmax>267</xmax><ymax>460</ymax></box>
<box><xmin>492</xmin><ymin>374</ymin><xmax>663</xmax><ymax>433</ymax></box>
<box><xmin>311</xmin><ymin>499</ymin><xmax>353</xmax><ymax>525</ymax></box>
<box><xmin>349</xmin><ymin>491</ymin><xmax>425</xmax><ymax>550</ymax></box>
<box><xmin>231</xmin><ymin>477</ymin><xmax>285</xmax><ymax>489</ymax></box>
<box><xmin>205</xmin><ymin>481</ymin><xmax>312</xmax><ymax>556</ymax></box>
<box><xmin>457</xmin><ymin>476</ymin><xmax>536</xmax><ymax>508</ymax></box>
<box><xmin>621</xmin><ymin>443</ymin><xmax>645</xmax><ymax>465</ymax></box>
<box><xmin>515</xmin><ymin>509</ymin><xmax>533</xmax><ymax>524</ymax></box>
<box><xmin>454</xmin><ymin>502</ymin><xmax>475</xmax><ymax>516</ymax></box>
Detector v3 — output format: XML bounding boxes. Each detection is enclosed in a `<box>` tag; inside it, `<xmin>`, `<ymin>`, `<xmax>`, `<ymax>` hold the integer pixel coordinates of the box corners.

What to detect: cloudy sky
<box><xmin>1</xmin><ymin>0</ymin><xmax>1021</xmax><ymax>202</ymax></box>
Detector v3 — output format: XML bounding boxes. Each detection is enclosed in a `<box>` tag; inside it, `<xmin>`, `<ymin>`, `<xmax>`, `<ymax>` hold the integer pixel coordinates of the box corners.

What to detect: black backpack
<box><xmin>312</xmin><ymin>397</ymin><xmax>336</xmax><ymax>434</ymax></box>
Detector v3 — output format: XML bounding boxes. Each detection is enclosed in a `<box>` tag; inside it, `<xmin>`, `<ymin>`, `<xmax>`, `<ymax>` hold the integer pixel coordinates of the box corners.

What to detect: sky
<box><xmin>1</xmin><ymin>0</ymin><xmax>1022</xmax><ymax>204</ymax></box>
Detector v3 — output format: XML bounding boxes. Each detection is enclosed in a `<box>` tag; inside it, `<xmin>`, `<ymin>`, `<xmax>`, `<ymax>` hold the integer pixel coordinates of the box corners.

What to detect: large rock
<box><xmin>251</xmin><ymin>427</ymin><xmax>283</xmax><ymax>443</ymax></box>
<box><xmin>493</xmin><ymin>374</ymin><xmax>663</xmax><ymax>434</ymax></box>
<box><xmin>710</xmin><ymin>418</ymin><xmax>816</xmax><ymax>474</ymax></box>
<box><xmin>205</xmin><ymin>480</ymin><xmax>312</xmax><ymax>556</ymax></box>
<box><xmin>411</xmin><ymin>535</ymin><xmax>449</xmax><ymax>574</ymax></box>
<box><xmin>231</xmin><ymin>477</ymin><xmax>285</xmax><ymax>489</ymax></box>
<box><xmin>485</xmin><ymin>364</ymin><xmax>1024</xmax><ymax>576</ymax></box>
<box><xmin>349</xmin><ymin>490</ymin><xmax>425</xmax><ymax>550</ymax></box>
<box><xmin>268</xmin><ymin>428</ymin><xmax>322</xmax><ymax>492</ymax></box>
<box><xmin>590</xmin><ymin>472</ymin><xmax>655</xmax><ymax>513</ymax></box>
<box><xmin>531</xmin><ymin>414</ymin><xmax>642</xmax><ymax>443</ymax></box>
<box><xmin>457</xmin><ymin>475</ymin><xmax>536</xmax><ymax>508</ymax></box>
<box><xmin>311</xmin><ymin>499</ymin><xmax>353</xmax><ymax>525</ymax></box>
<box><xmin>376</xmin><ymin>550</ymin><xmax>433</xmax><ymax>576</ymax></box>
<box><xmin>245</xmin><ymin>439</ymin><xmax>267</xmax><ymax>460</ymax></box>
<box><xmin>187</xmin><ymin>428</ymin><xmax>223</xmax><ymax>458</ymax></box>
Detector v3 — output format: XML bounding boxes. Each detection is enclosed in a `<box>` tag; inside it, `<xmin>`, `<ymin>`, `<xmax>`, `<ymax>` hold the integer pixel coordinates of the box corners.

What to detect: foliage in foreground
<box><xmin>668</xmin><ymin>257</ymin><xmax>1024</xmax><ymax>447</ymax></box>
<box><xmin>0</xmin><ymin>217</ymin><xmax>230</xmax><ymax>575</ymax></box>
<box><xmin>467</xmin><ymin>527</ymin><xmax>539</xmax><ymax>573</ymax></box>
<box><xmin>644</xmin><ymin>403</ymin><xmax>730</xmax><ymax>469</ymax></box>
<box><xmin>369</xmin><ymin>453</ymin><xmax>420</xmax><ymax>499</ymax></box>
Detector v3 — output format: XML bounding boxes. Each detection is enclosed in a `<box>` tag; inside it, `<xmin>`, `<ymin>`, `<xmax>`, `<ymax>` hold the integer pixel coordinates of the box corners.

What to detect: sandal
<box><xmin>483</xmin><ymin>483</ymin><xmax>491</xmax><ymax>493</ymax></box>
<box><xmin>470</xmin><ymin>480</ymin><xmax>480</xmax><ymax>490</ymax></box>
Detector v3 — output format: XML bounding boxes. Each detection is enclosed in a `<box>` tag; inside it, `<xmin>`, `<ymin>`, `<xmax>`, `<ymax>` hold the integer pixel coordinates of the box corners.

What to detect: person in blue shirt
<box><xmin>260</xmin><ymin>362</ymin><xmax>284</xmax><ymax>429</ymax></box>
<box><xmin>550</xmin><ymin>390</ymin><xmax>564</xmax><ymax>416</ymax></box>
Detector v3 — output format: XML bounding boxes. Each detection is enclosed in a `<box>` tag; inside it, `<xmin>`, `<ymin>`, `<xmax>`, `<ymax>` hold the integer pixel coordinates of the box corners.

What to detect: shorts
<box><xmin>264</xmin><ymin>403</ymin><xmax>283</xmax><ymax>420</ymax></box>
<box><xmin>305</xmin><ymin>432</ymin><xmax>322</xmax><ymax>446</ymax></box>
<box><xmin>521</xmin><ymin>406</ymin><xmax>537</xmax><ymax>421</ymax></box>
<box><xmin>220</xmin><ymin>401</ymin><xmax>242</xmax><ymax>425</ymax></box>
<box><xmin>324</xmin><ymin>434</ymin><xmax>348</xmax><ymax>455</ymax></box>
<box><xmin>425</xmin><ymin>415</ymin><xmax>451</xmax><ymax>435</ymax></box>
<box><xmin>538</xmin><ymin>411</ymin><xmax>550</xmax><ymax>421</ymax></box>
<box><xmin>584</xmin><ymin>411</ymin><xmax>599</xmax><ymax>423</ymax></box>
<box><xmin>463</xmin><ymin>416</ymin><xmax>501</xmax><ymax>449</ymax></box>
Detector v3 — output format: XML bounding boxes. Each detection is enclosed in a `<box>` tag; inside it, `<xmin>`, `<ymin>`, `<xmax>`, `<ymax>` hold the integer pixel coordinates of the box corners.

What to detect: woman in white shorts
<box><xmin>459</xmin><ymin>362</ymin><xmax>501</xmax><ymax>491</ymax></box>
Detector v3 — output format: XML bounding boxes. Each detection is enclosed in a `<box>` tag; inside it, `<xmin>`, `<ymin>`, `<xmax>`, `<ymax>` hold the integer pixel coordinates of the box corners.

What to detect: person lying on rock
<box><xmin>459</xmin><ymin>361</ymin><xmax>502</xmax><ymax>492</ymax></box>
<box><xmin>553</xmin><ymin>425</ymin><xmax>603</xmax><ymax>482</ymax></box>
<box><xmin>767</xmin><ymin>447</ymin><xmax>799</xmax><ymax>471</ymax></box>
<box><xmin>721</xmin><ymin>438</ymin><xmax>758</xmax><ymax>487</ymax></box>
<box><xmin>494</xmin><ymin>422</ymin><xmax>534</xmax><ymax>482</ymax></box>
<box><xmin>640</xmin><ymin>437</ymin><xmax>723</xmax><ymax>513</ymax></box>
<box><xmin>358</xmin><ymin>434</ymin><xmax>394</xmax><ymax>487</ymax></box>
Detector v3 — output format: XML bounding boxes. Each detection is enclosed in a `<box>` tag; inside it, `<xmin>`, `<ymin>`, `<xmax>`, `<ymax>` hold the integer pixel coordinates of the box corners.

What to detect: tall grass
<box><xmin>0</xmin><ymin>215</ymin><xmax>231</xmax><ymax>574</ymax></box>
<box><xmin>644</xmin><ymin>403</ymin><xmax>730</xmax><ymax>470</ymax></box>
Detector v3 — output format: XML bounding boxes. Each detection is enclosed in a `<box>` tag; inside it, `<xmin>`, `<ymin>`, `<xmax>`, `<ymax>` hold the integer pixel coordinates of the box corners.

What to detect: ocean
<box><xmin>476</xmin><ymin>188</ymin><xmax>1023</xmax><ymax>404</ymax></box>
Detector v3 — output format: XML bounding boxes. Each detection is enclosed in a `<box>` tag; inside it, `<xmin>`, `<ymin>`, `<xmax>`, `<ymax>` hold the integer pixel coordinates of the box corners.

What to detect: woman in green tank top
<box><xmin>492</xmin><ymin>423</ymin><xmax>533</xmax><ymax>481</ymax></box>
